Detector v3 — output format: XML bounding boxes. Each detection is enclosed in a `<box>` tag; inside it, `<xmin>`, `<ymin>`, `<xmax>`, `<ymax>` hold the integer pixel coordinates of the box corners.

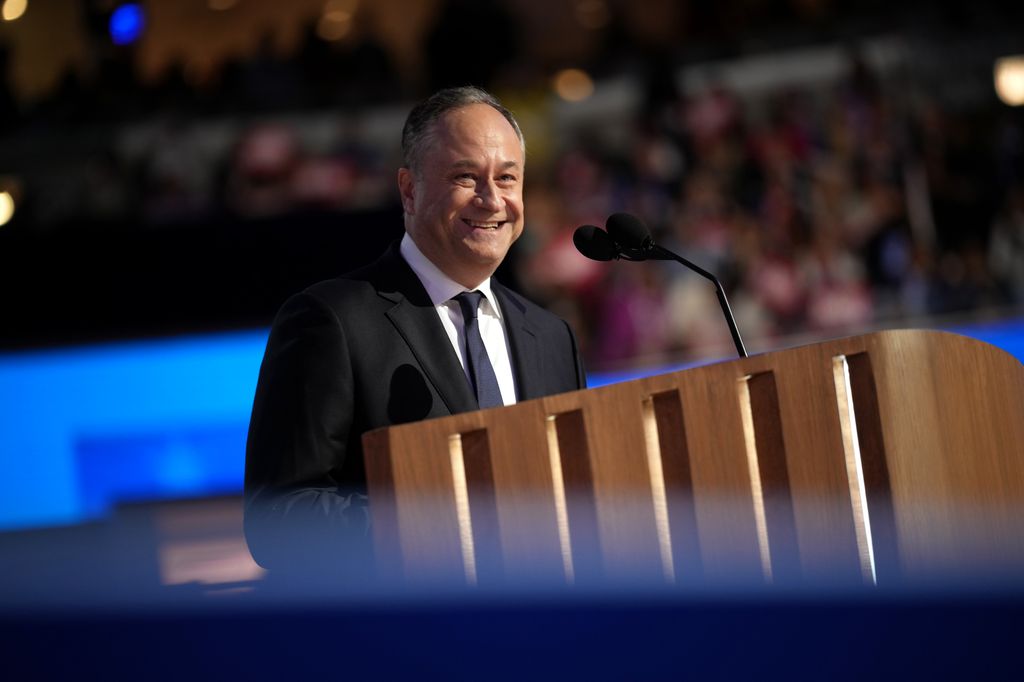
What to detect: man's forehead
<box><xmin>412</xmin><ymin>104</ymin><xmax>525</xmax><ymax>173</ymax></box>
<box><xmin>434</xmin><ymin>105</ymin><xmax>519</xmax><ymax>142</ymax></box>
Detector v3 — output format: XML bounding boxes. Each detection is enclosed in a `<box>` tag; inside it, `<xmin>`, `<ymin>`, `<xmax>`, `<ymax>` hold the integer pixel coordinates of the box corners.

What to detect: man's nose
<box><xmin>475</xmin><ymin>181</ymin><xmax>502</xmax><ymax>210</ymax></box>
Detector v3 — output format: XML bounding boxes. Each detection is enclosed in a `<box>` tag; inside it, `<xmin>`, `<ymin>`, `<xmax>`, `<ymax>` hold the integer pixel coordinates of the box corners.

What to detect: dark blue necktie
<box><xmin>455</xmin><ymin>291</ymin><xmax>504</xmax><ymax>409</ymax></box>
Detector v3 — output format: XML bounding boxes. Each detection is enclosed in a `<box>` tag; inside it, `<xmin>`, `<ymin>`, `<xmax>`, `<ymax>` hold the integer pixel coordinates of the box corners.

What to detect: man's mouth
<box><xmin>463</xmin><ymin>219</ymin><xmax>505</xmax><ymax>229</ymax></box>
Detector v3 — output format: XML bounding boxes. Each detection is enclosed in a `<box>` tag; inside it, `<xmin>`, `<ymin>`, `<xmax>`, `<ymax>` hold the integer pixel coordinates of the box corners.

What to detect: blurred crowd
<box><xmin>514</xmin><ymin>60</ymin><xmax>1024</xmax><ymax>367</ymax></box>
<box><xmin>2</xmin><ymin>9</ymin><xmax>1024</xmax><ymax>370</ymax></box>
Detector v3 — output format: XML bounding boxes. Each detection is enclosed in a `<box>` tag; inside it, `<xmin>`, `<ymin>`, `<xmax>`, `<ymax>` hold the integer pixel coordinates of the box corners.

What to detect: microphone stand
<box><xmin>648</xmin><ymin>244</ymin><xmax>748</xmax><ymax>359</ymax></box>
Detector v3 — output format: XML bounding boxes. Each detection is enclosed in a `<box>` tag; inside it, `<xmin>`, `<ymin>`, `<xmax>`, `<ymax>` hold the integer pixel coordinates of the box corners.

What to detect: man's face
<box><xmin>398</xmin><ymin>103</ymin><xmax>525</xmax><ymax>289</ymax></box>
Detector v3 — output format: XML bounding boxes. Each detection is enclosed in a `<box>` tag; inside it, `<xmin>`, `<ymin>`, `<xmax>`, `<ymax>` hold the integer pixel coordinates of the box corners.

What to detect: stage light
<box><xmin>995</xmin><ymin>56</ymin><xmax>1024</xmax><ymax>107</ymax></box>
<box><xmin>317</xmin><ymin>1</ymin><xmax>354</xmax><ymax>42</ymax></box>
<box><xmin>109</xmin><ymin>3</ymin><xmax>145</xmax><ymax>46</ymax></box>
<box><xmin>553</xmin><ymin>68</ymin><xmax>594</xmax><ymax>102</ymax></box>
<box><xmin>0</xmin><ymin>191</ymin><xmax>14</xmax><ymax>227</ymax></box>
<box><xmin>1</xmin><ymin>0</ymin><xmax>28</xmax><ymax>22</ymax></box>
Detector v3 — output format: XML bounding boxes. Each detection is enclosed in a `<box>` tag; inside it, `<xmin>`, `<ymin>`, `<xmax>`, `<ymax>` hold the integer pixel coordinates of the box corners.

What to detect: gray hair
<box><xmin>401</xmin><ymin>86</ymin><xmax>525</xmax><ymax>172</ymax></box>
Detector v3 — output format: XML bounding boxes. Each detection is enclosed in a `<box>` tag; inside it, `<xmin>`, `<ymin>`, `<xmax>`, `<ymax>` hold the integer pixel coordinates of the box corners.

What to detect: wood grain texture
<box><xmin>363</xmin><ymin>330</ymin><xmax>1024</xmax><ymax>585</ymax></box>
<box><xmin>865</xmin><ymin>331</ymin><xmax>1024</xmax><ymax>578</ymax></box>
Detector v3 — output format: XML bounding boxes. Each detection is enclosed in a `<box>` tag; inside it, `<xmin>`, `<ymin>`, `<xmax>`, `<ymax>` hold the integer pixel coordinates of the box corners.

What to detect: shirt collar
<box><xmin>400</xmin><ymin>233</ymin><xmax>502</xmax><ymax>318</ymax></box>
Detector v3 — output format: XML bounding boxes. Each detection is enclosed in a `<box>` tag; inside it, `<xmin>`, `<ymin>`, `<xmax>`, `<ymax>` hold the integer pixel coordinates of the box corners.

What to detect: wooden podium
<box><xmin>362</xmin><ymin>330</ymin><xmax>1024</xmax><ymax>586</ymax></box>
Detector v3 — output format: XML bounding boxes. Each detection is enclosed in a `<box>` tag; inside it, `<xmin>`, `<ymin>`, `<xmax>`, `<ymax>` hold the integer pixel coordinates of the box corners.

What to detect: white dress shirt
<box><xmin>399</xmin><ymin>233</ymin><xmax>518</xmax><ymax>406</ymax></box>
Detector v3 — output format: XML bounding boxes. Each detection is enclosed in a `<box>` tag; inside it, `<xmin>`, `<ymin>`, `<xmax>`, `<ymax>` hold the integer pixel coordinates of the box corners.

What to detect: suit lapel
<box><xmin>494</xmin><ymin>283</ymin><xmax>541</xmax><ymax>401</ymax></box>
<box><xmin>371</xmin><ymin>246</ymin><xmax>478</xmax><ymax>415</ymax></box>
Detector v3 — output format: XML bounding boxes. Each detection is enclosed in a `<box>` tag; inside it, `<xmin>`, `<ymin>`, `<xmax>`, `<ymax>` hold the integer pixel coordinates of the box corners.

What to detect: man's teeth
<box><xmin>466</xmin><ymin>220</ymin><xmax>502</xmax><ymax>228</ymax></box>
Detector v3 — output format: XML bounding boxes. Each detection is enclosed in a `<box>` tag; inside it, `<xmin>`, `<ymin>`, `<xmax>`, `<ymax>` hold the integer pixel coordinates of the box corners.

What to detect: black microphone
<box><xmin>572</xmin><ymin>224</ymin><xmax>619</xmax><ymax>262</ymax></box>
<box><xmin>605</xmin><ymin>212</ymin><xmax>675</xmax><ymax>262</ymax></box>
<box><xmin>574</xmin><ymin>213</ymin><xmax>748</xmax><ymax>358</ymax></box>
<box><xmin>572</xmin><ymin>220</ymin><xmax>649</xmax><ymax>263</ymax></box>
<box><xmin>606</xmin><ymin>212</ymin><xmax>654</xmax><ymax>251</ymax></box>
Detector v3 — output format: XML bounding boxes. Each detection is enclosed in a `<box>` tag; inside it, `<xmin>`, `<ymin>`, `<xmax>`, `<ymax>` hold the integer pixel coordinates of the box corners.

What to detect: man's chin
<box><xmin>462</xmin><ymin>231</ymin><xmax>512</xmax><ymax>254</ymax></box>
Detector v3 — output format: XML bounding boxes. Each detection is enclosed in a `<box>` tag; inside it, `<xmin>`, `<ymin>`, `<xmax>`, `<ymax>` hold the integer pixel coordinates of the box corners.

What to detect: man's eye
<box><xmin>498</xmin><ymin>174</ymin><xmax>518</xmax><ymax>183</ymax></box>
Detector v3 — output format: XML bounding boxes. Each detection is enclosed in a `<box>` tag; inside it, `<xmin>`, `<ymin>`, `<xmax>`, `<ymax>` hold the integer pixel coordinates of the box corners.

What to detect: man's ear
<box><xmin>397</xmin><ymin>167</ymin><xmax>415</xmax><ymax>215</ymax></box>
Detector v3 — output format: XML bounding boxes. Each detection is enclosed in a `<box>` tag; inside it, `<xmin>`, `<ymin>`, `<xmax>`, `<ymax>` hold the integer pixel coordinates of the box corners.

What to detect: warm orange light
<box><xmin>316</xmin><ymin>12</ymin><xmax>351</xmax><ymax>42</ymax></box>
<box><xmin>553</xmin><ymin>68</ymin><xmax>595</xmax><ymax>102</ymax></box>
<box><xmin>2</xmin><ymin>0</ymin><xmax>28</xmax><ymax>22</ymax></box>
<box><xmin>995</xmin><ymin>56</ymin><xmax>1024</xmax><ymax>107</ymax></box>
<box><xmin>317</xmin><ymin>0</ymin><xmax>358</xmax><ymax>42</ymax></box>
<box><xmin>0</xmin><ymin>191</ymin><xmax>15</xmax><ymax>227</ymax></box>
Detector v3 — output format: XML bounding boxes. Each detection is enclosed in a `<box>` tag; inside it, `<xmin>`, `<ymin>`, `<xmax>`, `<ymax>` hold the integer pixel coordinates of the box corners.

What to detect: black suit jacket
<box><xmin>244</xmin><ymin>242</ymin><xmax>586</xmax><ymax>569</ymax></box>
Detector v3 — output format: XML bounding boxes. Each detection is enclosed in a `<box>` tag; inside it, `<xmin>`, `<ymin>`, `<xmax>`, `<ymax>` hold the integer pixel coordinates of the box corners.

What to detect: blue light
<box><xmin>109</xmin><ymin>4</ymin><xmax>145</xmax><ymax>46</ymax></box>
<box><xmin>0</xmin><ymin>329</ymin><xmax>268</xmax><ymax>531</ymax></box>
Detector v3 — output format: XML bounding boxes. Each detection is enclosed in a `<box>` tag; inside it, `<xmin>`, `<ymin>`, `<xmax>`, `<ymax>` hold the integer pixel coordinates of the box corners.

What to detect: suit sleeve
<box><xmin>243</xmin><ymin>292</ymin><xmax>371</xmax><ymax>573</ymax></box>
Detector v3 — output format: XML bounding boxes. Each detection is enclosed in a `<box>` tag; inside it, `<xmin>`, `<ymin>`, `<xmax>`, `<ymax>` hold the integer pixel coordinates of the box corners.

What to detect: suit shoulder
<box><xmin>294</xmin><ymin>247</ymin><xmax>396</xmax><ymax>306</ymax></box>
<box><xmin>302</xmin><ymin>273</ymin><xmax>376</xmax><ymax>305</ymax></box>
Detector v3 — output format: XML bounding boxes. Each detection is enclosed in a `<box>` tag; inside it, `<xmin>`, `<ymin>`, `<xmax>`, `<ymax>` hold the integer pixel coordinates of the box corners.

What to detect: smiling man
<box><xmin>243</xmin><ymin>87</ymin><xmax>586</xmax><ymax>572</ymax></box>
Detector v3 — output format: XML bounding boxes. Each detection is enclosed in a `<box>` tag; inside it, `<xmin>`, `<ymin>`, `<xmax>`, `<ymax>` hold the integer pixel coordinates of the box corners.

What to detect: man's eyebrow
<box><xmin>449</xmin><ymin>159</ymin><xmax>522</xmax><ymax>170</ymax></box>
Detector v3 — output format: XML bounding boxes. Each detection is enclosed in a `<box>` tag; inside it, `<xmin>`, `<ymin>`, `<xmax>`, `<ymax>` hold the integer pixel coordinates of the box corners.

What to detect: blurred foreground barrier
<box><xmin>364</xmin><ymin>330</ymin><xmax>1024</xmax><ymax>588</ymax></box>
